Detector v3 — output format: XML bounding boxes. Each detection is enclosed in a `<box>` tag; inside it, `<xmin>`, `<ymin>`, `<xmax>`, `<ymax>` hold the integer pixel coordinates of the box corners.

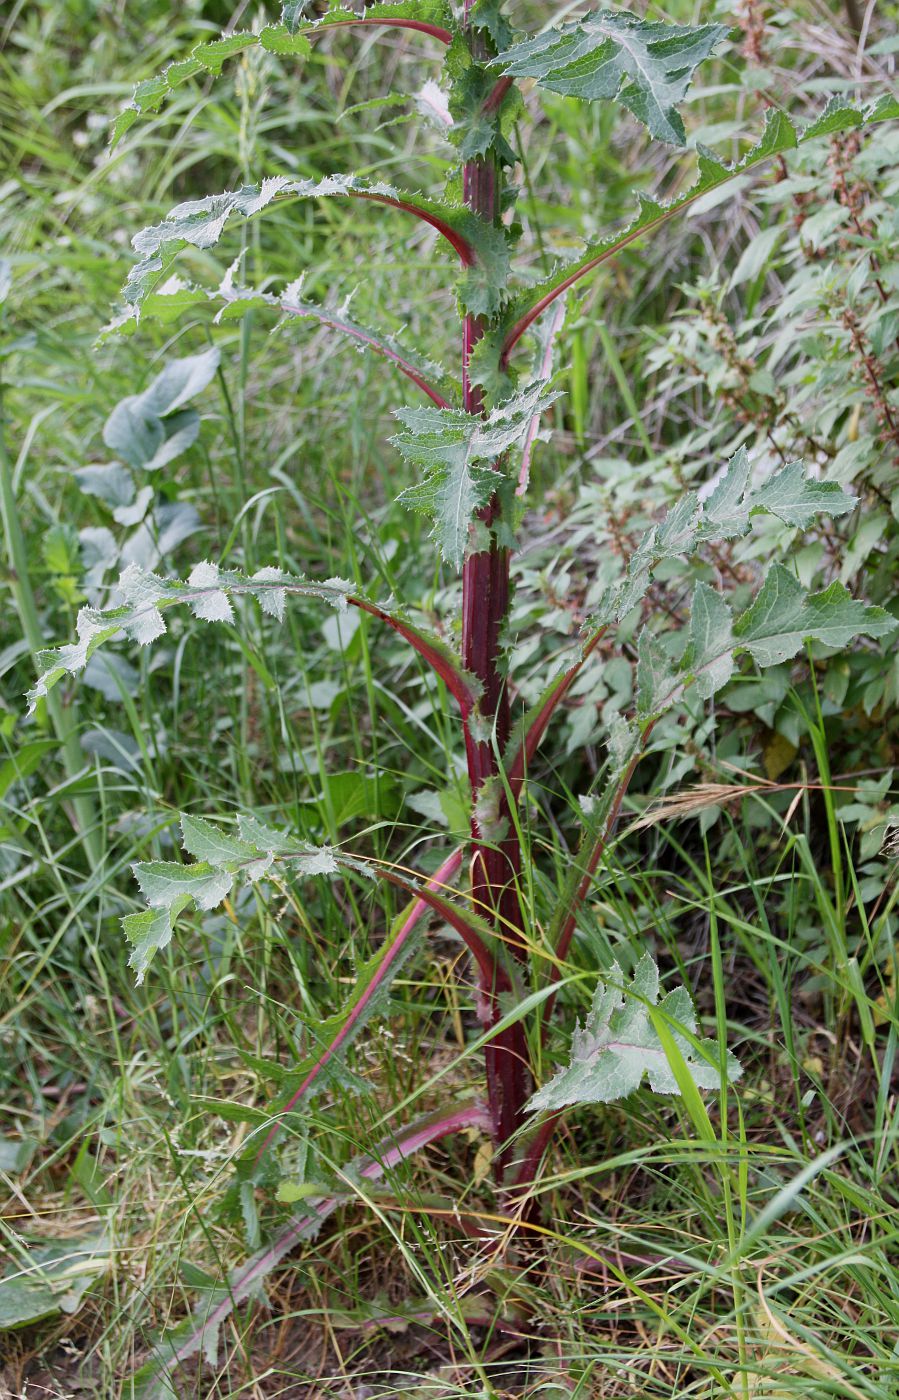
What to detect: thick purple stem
<box><xmin>459</xmin><ymin>8</ymin><xmax>531</xmax><ymax>1169</ymax></box>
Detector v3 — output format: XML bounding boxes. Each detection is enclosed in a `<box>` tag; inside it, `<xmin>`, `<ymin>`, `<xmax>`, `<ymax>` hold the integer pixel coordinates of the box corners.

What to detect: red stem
<box><xmin>458</xmin><ymin>11</ymin><xmax>531</xmax><ymax>1167</ymax></box>
<box><xmin>353</xmin><ymin>191</ymin><xmax>476</xmax><ymax>264</ymax></box>
<box><xmin>305</xmin><ymin>16</ymin><xmax>453</xmax><ymax>45</ymax></box>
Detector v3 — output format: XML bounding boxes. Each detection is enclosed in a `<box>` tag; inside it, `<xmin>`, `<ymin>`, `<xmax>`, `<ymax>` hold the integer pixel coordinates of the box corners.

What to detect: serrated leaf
<box><xmin>699</xmin><ymin>444</ymin><xmax>753</xmax><ymax>534</ymax></box>
<box><xmin>686</xmin><ymin>583</ymin><xmax>734</xmax><ymax>700</ymax></box>
<box><xmin>113</xmin><ymin>3</ymin><xmax>452</xmax><ymax>144</ymax></box>
<box><xmin>133</xmin><ymin>861</ymin><xmax>234</xmax><ymax>912</ymax></box>
<box><xmin>527</xmin><ymin>955</ymin><xmax>740</xmax><ymax>1113</ymax></box>
<box><xmin>733</xmin><ymin>565</ymin><xmax>895</xmax><ymax>667</ymax></box>
<box><xmin>501</xmin><ymin>98</ymin><xmax>899</xmax><ymax>358</ymax></box>
<box><xmin>180</xmin><ymin>813</ymin><xmax>259</xmax><ymax>867</ymax></box>
<box><xmin>123</xmin><ymin>176</ymin><xmax>511</xmax><ymax>317</ymax></box>
<box><xmin>393</xmin><ymin>381</ymin><xmax>561</xmax><ymax>567</ymax></box>
<box><xmin>636</xmin><ymin>630</ymin><xmax>676</xmax><ymax>721</ymax></box>
<box><xmin>123</xmin><ymin>904</ymin><xmax>178</xmax><ymax>985</ymax></box>
<box><xmin>26</xmin><ymin>564</ymin><xmax>352</xmax><ymax>713</ymax></box>
<box><xmin>105</xmin><ymin>273</ymin><xmax>458</xmax><ymax>409</ymax></box>
<box><xmin>185</xmin><ymin>561</ymin><xmax>234</xmax><ymax>623</ymax></box>
<box><xmin>586</xmin><ymin>448</ymin><xmax>859</xmax><ymax>643</ymax></box>
<box><xmin>492</xmin><ymin>13</ymin><xmax>728</xmax><ymax>145</ymax></box>
<box><xmin>745</xmin><ymin>459</ymin><xmax>856</xmax><ymax>530</ymax></box>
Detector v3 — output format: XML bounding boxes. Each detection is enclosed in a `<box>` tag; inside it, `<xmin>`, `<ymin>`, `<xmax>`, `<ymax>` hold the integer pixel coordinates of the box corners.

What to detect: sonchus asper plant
<box><xmin>28</xmin><ymin>1</ymin><xmax>897</xmax><ymax>1384</ymax></box>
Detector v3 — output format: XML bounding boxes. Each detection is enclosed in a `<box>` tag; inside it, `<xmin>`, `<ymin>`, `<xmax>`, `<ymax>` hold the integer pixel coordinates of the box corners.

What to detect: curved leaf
<box><xmin>131</xmin><ymin>1100</ymin><xmax>489</xmax><ymax>1399</ymax></box>
<box><xmin>500</xmin><ymin>97</ymin><xmax>899</xmax><ymax>363</ymax></box>
<box><xmin>26</xmin><ymin>562</ymin><xmax>481</xmax><ymax>721</ymax></box>
<box><xmin>528</xmin><ymin>955</ymin><xmax>740</xmax><ymax>1114</ymax></box>
<box><xmin>112</xmin><ymin>2</ymin><xmax>454</xmax><ymax>145</ymax></box>
<box><xmin>124</xmin><ymin>176</ymin><xmax>512</xmax><ymax>317</ymax></box>
<box><xmin>105</xmin><ymin>273</ymin><xmax>457</xmax><ymax>409</ymax></box>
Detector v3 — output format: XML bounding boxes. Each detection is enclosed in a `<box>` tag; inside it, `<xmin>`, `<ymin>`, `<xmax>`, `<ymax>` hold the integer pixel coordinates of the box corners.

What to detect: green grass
<box><xmin>3</xmin><ymin>1</ymin><xmax>899</xmax><ymax>1396</ymax></box>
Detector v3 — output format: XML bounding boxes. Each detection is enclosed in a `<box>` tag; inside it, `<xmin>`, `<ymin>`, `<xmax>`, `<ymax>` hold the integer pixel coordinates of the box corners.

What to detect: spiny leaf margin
<box><xmin>499</xmin><ymin>95</ymin><xmax>899</xmax><ymax>363</ymax></box>
<box><xmin>528</xmin><ymin>953</ymin><xmax>740</xmax><ymax>1113</ymax></box>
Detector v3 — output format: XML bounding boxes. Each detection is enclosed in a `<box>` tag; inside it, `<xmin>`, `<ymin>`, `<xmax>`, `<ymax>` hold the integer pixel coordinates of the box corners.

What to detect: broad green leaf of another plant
<box><xmin>528</xmin><ymin>954</ymin><xmax>739</xmax><ymax>1113</ymax></box>
<box><xmin>492</xmin><ymin>13</ymin><xmax>729</xmax><ymax>145</ymax></box>
<box><xmin>393</xmin><ymin>381</ymin><xmax>561</xmax><ymax>566</ymax></box>
<box><xmin>102</xmin><ymin>347</ymin><xmax>219</xmax><ymax>471</ymax></box>
<box><xmin>0</xmin><ymin>1235</ymin><xmax>110</xmax><ymax>1331</ymax></box>
<box><xmin>636</xmin><ymin>568</ymin><xmax>894</xmax><ymax>719</ymax></box>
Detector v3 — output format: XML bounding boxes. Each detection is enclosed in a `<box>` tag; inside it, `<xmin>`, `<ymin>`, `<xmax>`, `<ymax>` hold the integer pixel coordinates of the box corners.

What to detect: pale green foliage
<box><xmin>101</xmin><ymin>347</ymin><xmax>219</xmax><ymax>470</ymax></box>
<box><xmin>528</xmin><ymin>954</ymin><xmax>740</xmax><ymax>1113</ymax></box>
<box><xmin>635</xmin><ymin>566</ymin><xmax>893</xmax><ymax>720</ymax></box>
<box><xmin>592</xmin><ymin>446</ymin><xmax>860</xmax><ymax>625</ymax></box>
<box><xmin>577</xmin><ymin>448</ymin><xmax>894</xmax><ymax>719</ymax></box>
<box><xmin>492</xmin><ymin>12</ymin><xmax>728</xmax><ymax>145</ymax></box>
<box><xmin>125</xmin><ymin>814</ymin><xmax>337</xmax><ymax>983</ymax></box>
<box><xmin>103</xmin><ymin>269</ymin><xmax>459</xmax><ymax>407</ymax></box>
<box><xmin>27</xmin><ymin>562</ymin><xmax>351</xmax><ymax>715</ymax></box>
<box><xmin>124</xmin><ymin>176</ymin><xmax>512</xmax><ymax>317</ymax></box>
<box><xmin>393</xmin><ymin>381</ymin><xmax>560</xmax><ymax>565</ymax></box>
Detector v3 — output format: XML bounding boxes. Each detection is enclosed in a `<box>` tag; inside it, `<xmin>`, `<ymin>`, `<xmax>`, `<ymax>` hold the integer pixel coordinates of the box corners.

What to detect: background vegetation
<box><xmin>2</xmin><ymin>0</ymin><xmax>899</xmax><ymax>1395</ymax></box>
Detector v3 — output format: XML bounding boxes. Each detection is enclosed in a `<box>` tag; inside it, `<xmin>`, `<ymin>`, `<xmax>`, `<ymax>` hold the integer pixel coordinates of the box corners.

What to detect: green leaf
<box><xmin>112</xmin><ymin>2</ymin><xmax>453</xmax><ymax>144</ymax></box>
<box><xmin>26</xmin><ymin>563</ymin><xmax>352</xmax><ymax>714</ymax></box>
<box><xmin>527</xmin><ymin>955</ymin><xmax>740</xmax><ymax>1114</ymax></box>
<box><xmin>637</xmin><ymin>568</ymin><xmax>894</xmax><ymax>721</ymax></box>
<box><xmin>492</xmin><ymin>13</ymin><xmax>728</xmax><ymax>145</ymax></box>
<box><xmin>742</xmin><ymin>458</ymin><xmax>857</xmax><ymax>531</ymax></box>
<box><xmin>635</xmin><ymin>630</ymin><xmax>676</xmax><ymax>722</ymax></box>
<box><xmin>685</xmin><ymin>582</ymin><xmax>735</xmax><ymax>700</ymax></box>
<box><xmin>501</xmin><ymin>98</ymin><xmax>899</xmax><ymax>358</ymax></box>
<box><xmin>105</xmin><ymin>271</ymin><xmax>458</xmax><ymax>408</ymax></box>
<box><xmin>393</xmin><ymin>381</ymin><xmax>561</xmax><ymax>567</ymax></box>
<box><xmin>0</xmin><ymin>1235</ymin><xmax>109</xmax><ymax>1331</ymax></box>
<box><xmin>133</xmin><ymin>860</ymin><xmax>234</xmax><ymax>912</ymax></box>
<box><xmin>587</xmin><ymin>448</ymin><xmax>858</xmax><ymax>635</ymax></box>
<box><xmin>125</xmin><ymin>817</ymin><xmax>339</xmax><ymax>983</ymax></box>
<box><xmin>123</xmin><ymin>904</ymin><xmax>180</xmax><ymax>985</ymax></box>
<box><xmin>102</xmin><ymin>348</ymin><xmax>219</xmax><ymax>471</ymax></box>
<box><xmin>180</xmin><ymin>813</ymin><xmax>268</xmax><ymax>873</ymax></box>
<box><xmin>733</xmin><ymin>565</ymin><xmax>895</xmax><ymax>667</ymax></box>
<box><xmin>123</xmin><ymin>176</ymin><xmax>511</xmax><ymax>317</ymax></box>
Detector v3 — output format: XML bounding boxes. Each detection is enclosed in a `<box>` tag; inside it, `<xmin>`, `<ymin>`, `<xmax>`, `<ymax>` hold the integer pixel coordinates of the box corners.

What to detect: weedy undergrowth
<box><xmin>25</xmin><ymin>1</ymin><xmax>899</xmax><ymax>1386</ymax></box>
